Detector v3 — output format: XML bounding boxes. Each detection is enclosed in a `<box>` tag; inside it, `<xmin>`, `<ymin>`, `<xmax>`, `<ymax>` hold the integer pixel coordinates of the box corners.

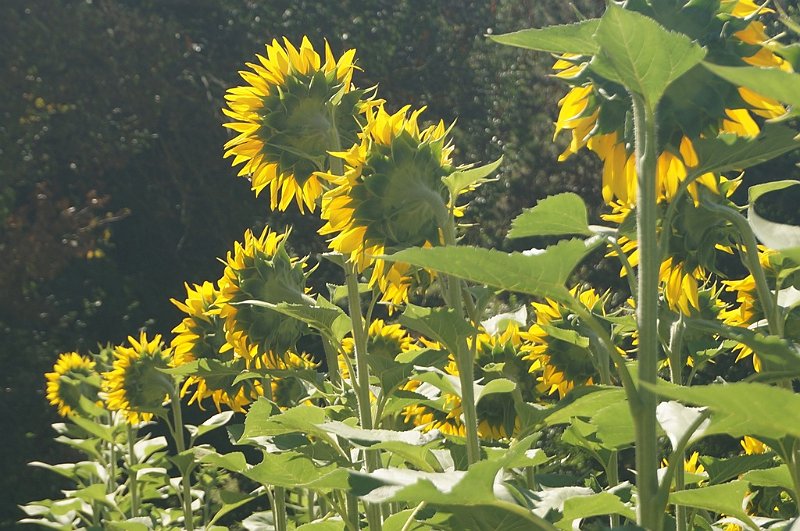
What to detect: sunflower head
<box><xmin>103</xmin><ymin>332</ymin><xmax>174</xmax><ymax>424</ymax></box>
<box><xmin>262</xmin><ymin>351</ymin><xmax>319</xmax><ymax>409</ymax></box>
<box><xmin>553</xmin><ymin>1</ymin><xmax>787</xmax><ymax>206</ymax></box>
<box><xmin>339</xmin><ymin>319</ymin><xmax>416</xmax><ymax>380</ymax></box>
<box><xmin>320</xmin><ymin>105</ymin><xmax>454</xmax><ymax>304</ymax></box>
<box><xmin>223</xmin><ymin>37</ymin><xmax>366</xmax><ymax>212</ymax></box>
<box><xmin>45</xmin><ymin>352</ymin><xmax>101</xmax><ymax>417</ymax></box>
<box><xmin>521</xmin><ymin>290</ymin><xmax>604</xmax><ymax>399</ymax></box>
<box><xmin>218</xmin><ymin>227</ymin><xmax>309</xmax><ymax>361</ymax></box>
<box><xmin>171</xmin><ymin>281</ymin><xmax>264</xmax><ymax>412</ymax></box>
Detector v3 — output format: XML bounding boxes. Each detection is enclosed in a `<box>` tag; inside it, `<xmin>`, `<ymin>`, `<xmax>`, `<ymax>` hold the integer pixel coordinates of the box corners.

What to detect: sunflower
<box><xmin>319</xmin><ymin>104</ymin><xmax>455</xmax><ymax>305</ymax></box>
<box><xmin>222</xmin><ymin>37</ymin><xmax>365</xmax><ymax>212</ymax></box>
<box><xmin>552</xmin><ymin>1</ymin><xmax>787</xmax><ymax>208</ymax></box>
<box><xmin>171</xmin><ymin>281</ymin><xmax>264</xmax><ymax>412</ymax></box>
<box><xmin>262</xmin><ymin>351</ymin><xmax>319</xmax><ymax>409</ymax></box>
<box><xmin>103</xmin><ymin>332</ymin><xmax>174</xmax><ymax>425</ymax></box>
<box><xmin>741</xmin><ymin>435</ymin><xmax>769</xmax><ymax>455</ymax></box>
<box><xmin>520</xmin><ymin>289</ymin><xmax>604</xmax><ymax>399</ymax></box>
<box><xmin>218</xmin><ymin>227</ymin><xmax>309</xmax><ymax>361</ymax></box>
<box><xmin>718</xmin><ymin>248</ymin><xmax>778</xmax><ymax>372</ymax></box>
<box><xmin>338</xmin><ymin>318</ymin><xmax>416</xmax><ymax>381</ymax></box>
<box><xmin>45</xmin><ymin>352</ymin><xmax>100</xmax><ymax>417</ymax></box>
<box><xmin>402</xmin><ymin>323</ymin><xmax>535</xmax><ymax>441</ymax></box>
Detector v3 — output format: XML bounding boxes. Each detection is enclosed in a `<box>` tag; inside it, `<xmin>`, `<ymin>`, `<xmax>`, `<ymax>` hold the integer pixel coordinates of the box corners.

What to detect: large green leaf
<box><xmin>592</xmin><ymin>4</ymin><xmax>706</xmax><ymax>108</ymax></box>
<box><xmin>543</xmin><ymin>387</ymin><xmax>627</xmax><ymax>426</ymax></box>
<box><xmin>669</xmin><ymin>481</ymin><xmax>758</xmax><ymax>529</ymax></box>
<box><xmin>349</xmin><ymin>436</ymin><xmax>553</xmax><ymax>528</ymax></box>
<box><xmin>700</xmin><ymin>454</ymin><xmax>776</xmax><ymax>486</ymax></box>
<box><xmin>742</xmin><ymin>465</ymin><xmax>793</xmax><ymax>491</ymax></box>
<box><xmin>489</xmin><ymin>19</ymin><xmax>600</xmax><ymax>55</ymax></box>
<box><xmin>387</xmin><ymin>238</ymin><xmax>601</xmax><ymax>301</ymax></box>
<box><xmin>508</xmin><ymin>193</ymin><xmax>592</xmax><ymax>239</ymax></box>
<box><xmin>647</xmin><ymin>381</ymin><xmax>800</xmax><ymax>440</ymax></box>
<box><xmin>689</xmin><ymin>126</ymin><xmax>800</xmax><ymax>179</ymax></box>
<box><xmin>703</xmin><ymin>63</ymin><xmax>800</xmax><ymax>107</ymax></box>
<box><xmin>295</xmin><ymin>519</ymin><xmax>345</xmax><ymax>531</ymax></box>
<box><xmin>399</xmin><ymin>304</ymin><xmax>477</xmax><ymax>357</ymax></box>
<box><xmin>245</xmin><ymin>451</ymin><xmax>349</xmax><ymax>490</ymax></box>
<box><xmin>558</xmin><ymin>492</ymin><xmax>636</xmax><ymax>528</ymax></box>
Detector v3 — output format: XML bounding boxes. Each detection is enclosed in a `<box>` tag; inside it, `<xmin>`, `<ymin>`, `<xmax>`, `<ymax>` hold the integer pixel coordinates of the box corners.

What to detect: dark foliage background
<box><xmin>1</xmin><ymin>0</ymin><xmax>797</xmax><ymax>527</ymax></box>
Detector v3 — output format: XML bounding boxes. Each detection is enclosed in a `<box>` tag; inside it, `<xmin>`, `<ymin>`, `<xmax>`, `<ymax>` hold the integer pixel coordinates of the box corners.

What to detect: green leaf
<box><xmin>592</xmin><ymin>4</ymin><xmax>706</xmax><ymax>108</ymax></box>
<box><xmin>703</xmin><ymin>63</ymin><xmax>800</xmax><ymax>107</ymax></box>
<box><xmin>399</xmin><ymin>304</ymin><xmax>477</xmax><ymax>358</ymax></box>
<box><xmin>689</xmin><ymin>126</ymin><xmax>800</xmax><ymax>179</ymax></box>
<box><xmin>700</xmin><ymin>453</ymin><xmax>776</xmax><ymax>486</ymax></box>
<box><xmin>742</xmin><ymin>464</ymin><xmax>793</xmax><ymax>490</ymax></box>
<box><xmin>669</xmin><ymin>481</ymin><xmax>758</xmax><ymax>529</ymax></box>
<box><xmin>559</xmin><ymin>492</ymin><xmax>636</xmax><ymax>528</ymax></box>
<box><xmin>316</xmin><ymin>421</ymin><xmax>440</xmax><ymax>447</ymax></box>
<box><xmin>443</xmin><ymin>157</ymin><xmax>503</xmax><ymax>197</ymax></box>
<box><xmin>69</xmin><ymin>415</ymin><xmax>115</xmax><ymax>444</ymax></box>
<box><xmin>387</xmin><ymin>238</ymin><xmax>601</xmax><ymax>301</ymax></box>
<box><xmin>295</xmin><ymin>518</ymin><xmax>345</xmax><ymax>530</ymax></box>
<box><xmin>207</xmin><ymin>490</ymin><xmax>259</xmax><ymax>526</ymax></box>
<box><xmin>543</xmin><ymin>387</ymin><xmax>627</xmax><ymax>426</ymax></box>
<box><xmin>383</xmin><ymin>510</ymin><xmax>428</xmax><ymax>531</ymax></box>
<box><xmin>687</xmin><ymin>319</ymin><xmax>800</xmax><ymax>376</ymax></box>
<box><xmin>241</xmin><ymin>300</ymin><xmax>348</xmax><ymax>342</ymax></box>
<box><xmin>508</xmin><ymin>193</ymin><xmax>592</xmax><ymax>239</ymax></box>
<box><xmin>240</xmin><ymin>398</ymin><xmax>276</xmax><ymax>441</ymax></box>
<box><xmin>198</xmin><ymin>451</ymin><xmax>248</xmax><ymax>473</ymax></box>
<box><xmin>187</xmin><ymin>411</ymin><xmax>234</xmax><ymax>442</ymax></box>
<box><xmin>490</xmin><ymin>20</ymin><xmax>600</xmax><ymax>55</ymax></box>
<box><xmin>590</xmin><ymin>401</ymin><xmax>636</xmax><ymax>449</ymax></box>
<box><xmin>374</xmin><ymin>440</ymin><xmax>443</xmax><ymax>473</ymax></box>
<box><xmin>244</xmin><ymin>451</ymin><xmax>349</xmax><ymax>490</ymax></box>
<box><xmin>444</xmin><ymin>503</ymin><xmax>557</xmax><ymax>531</ymax></box>
<box><xmin>647</xmin><ymin>381</ymin><xmax>800</xmax><ymax>440</ymax></box>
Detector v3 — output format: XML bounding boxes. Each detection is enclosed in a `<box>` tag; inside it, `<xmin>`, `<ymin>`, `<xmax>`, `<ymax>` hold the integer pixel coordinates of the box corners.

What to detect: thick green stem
<box><xmin>127</xmin><ymin>424</ymin><xmax>140</xmax><ymax>517</ymax></box>
<box><xmin>170</xmin><ymin>395</ymin><xmax>194</xmax><ymax>531</ymax></box>
<box><xmin>344</xmin><ymin>262</ymin><xmax>383</xmax><ymax>531</ymax></box>
<box><xmin>273</xmin><ymin>487</ymin><xmax>288</xmax><ymax>531</ymax></box>
<box><xmin>442</xmin><ymin>218</ymin><xmax>481</xmax><ymax>465</ymax></box>
<box><xmin>631</xmin><ymin>94</ymin><xmax>661</xmax><ymax>531</ymax></box>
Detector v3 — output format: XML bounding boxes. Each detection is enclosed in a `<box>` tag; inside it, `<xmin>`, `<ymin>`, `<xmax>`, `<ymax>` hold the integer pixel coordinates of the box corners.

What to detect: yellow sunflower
<box><xmin>262</xmin><ymin>351</ymin><xmax>319</xmax><ymax>409</ymax></box>
<box><xmin>218</xmin><ymin>227</ymin><xmax>310</xmax><ymax>361</ymax></box>
<box><xmin>338</xmin><ymin>318</ymin><xmax>416</xmax><ymax>381</ymax></box>
<box><xmin>171</xmin><ymin>281</ymin><xmax>263</xmax><ymax>412</ymax></box>
<box><xmin>103</xmin><ymin>332</ymin><xmax>174</xmax><ymax>425</ymax></box>
<box><xmin>520</xmin><ymin>289</ymin><xmax>604</xmax><ymax>399</ymax></box>
<box><xmin>222</xmin><ymin>37</ymin><xmax>365</xmax><ymax>212</ymax></box>
<box><xmin>741</xmin><ymin>435</ymin><xmax>769</xmax><ymax>455</ymax></box>
<box><xmin>552</xmin><ymin>0</ymin><xmax>787</xmax><ymax>208</ymax></box>
<box><xmin>45</xmin><ymin>352</ymin><xmax>100</xmax><ymax>417</ymax></box>
<box><xmin>319</xmin><ymin>104</ymin><xmax>455</xmax><ymax>306</ymax></box>
<box><xmin>719</xmin><ymin>248</ymin><xmax>777</xmax><ymax>372</ymax></box>
<box><xmin>402</xmin><ymin>324</ymin><xmax>534</xmax><ymax>441</ymax></box>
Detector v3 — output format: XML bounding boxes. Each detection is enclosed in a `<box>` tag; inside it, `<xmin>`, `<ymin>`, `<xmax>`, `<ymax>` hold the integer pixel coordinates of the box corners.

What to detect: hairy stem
<box><xmin>631</xmin><ymin>94</ymin><xmax>661</xmax><ymax>531</ymax></box>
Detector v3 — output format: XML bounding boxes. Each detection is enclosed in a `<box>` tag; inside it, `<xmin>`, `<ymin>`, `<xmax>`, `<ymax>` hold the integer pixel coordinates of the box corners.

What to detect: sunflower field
<box><xmin>22</xmin><ymin>1</ymin><xmax>800</xmax><ymax>530</ymax></box>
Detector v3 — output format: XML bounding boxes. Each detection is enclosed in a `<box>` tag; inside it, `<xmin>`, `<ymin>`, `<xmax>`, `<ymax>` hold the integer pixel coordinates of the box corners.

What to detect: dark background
<box><xmin>1</xmin><ymin>1</ymin><xmax>797</xmax><ymax>527</ymax></box>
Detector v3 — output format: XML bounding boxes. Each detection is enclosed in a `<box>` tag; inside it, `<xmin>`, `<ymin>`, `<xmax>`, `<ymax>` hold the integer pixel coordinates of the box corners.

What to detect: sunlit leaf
<box><xmin>508</xmin><ymin>193</ymin><xmax>592</xmax><ymax>239</ymax></box>
<box><xmin>490</xmin><ymin>20</ymin><xmax>600</xmax><ymax>55</ymax></box>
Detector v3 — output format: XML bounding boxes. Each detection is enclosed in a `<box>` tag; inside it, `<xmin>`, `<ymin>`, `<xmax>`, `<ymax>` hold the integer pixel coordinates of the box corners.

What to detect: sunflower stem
<box><xmin>631</xmin><ymin>94</ymin><xmax>661</xmax><ymax>531</ymax></box>
<box><xmin>170</xmin><ymin>393</ymin><xmax>194</xmax><ymax>531</ymax></box>
<box><xmin>442</xmin><ymin>216</ymin><xmax>481</xmax><ymax>465</ymax></box>
<box><xmin>127</xmin><ymin>423</ymin><xmax>140</xmax><ymax>518</ymax></box>
<box><xmin>344</xmin><ymin>261</ymin><xmax>383</xmax><ymax>531</ymax></box>
<box><xmin>668</xmin><ymin>316</ymin><xmax>687</xmax><ymax>531</ymax></box>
